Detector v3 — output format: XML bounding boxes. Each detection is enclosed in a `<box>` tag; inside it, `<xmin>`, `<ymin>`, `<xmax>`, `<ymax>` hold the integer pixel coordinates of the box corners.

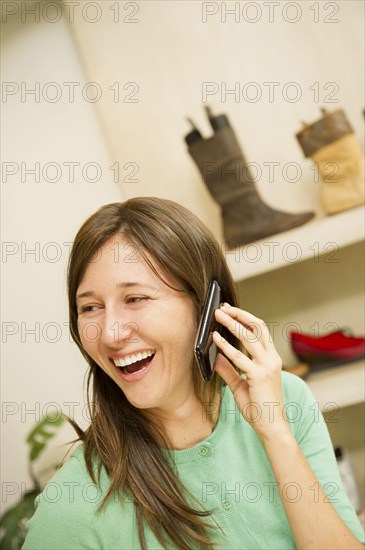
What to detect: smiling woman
<box><xmin>75</xmin><ymin>233</ymin><xmax>201</xmax><ymax>412</ymax></box>
<box><xmin>22</xmin><ymin>198</ymin><xmax>364</xmax><ymax>550</ymax></box>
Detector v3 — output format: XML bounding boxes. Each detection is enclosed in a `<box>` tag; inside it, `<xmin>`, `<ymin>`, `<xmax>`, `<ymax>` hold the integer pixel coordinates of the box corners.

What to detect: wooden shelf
<box><xmin>226</xmin><ymin>205</ymin><xmax>365</xmax><ymax>282</ymax></box>
<box><xmin>306</xmin><ymin>359</ymin><xmax>365</xmax><ymax>411</ymax></box>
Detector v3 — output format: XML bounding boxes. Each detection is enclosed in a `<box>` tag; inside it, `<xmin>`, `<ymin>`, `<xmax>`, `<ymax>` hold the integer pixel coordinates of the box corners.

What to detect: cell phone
<box><xmin>194</xmin><ymin>280</ymin><xmax>222</xmax><ymax>382</ymax></box>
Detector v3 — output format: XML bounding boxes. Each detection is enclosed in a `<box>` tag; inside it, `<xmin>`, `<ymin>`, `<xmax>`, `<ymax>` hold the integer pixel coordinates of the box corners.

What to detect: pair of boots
<box><xmin>185</xmin><ymin>107</ymin><xmax>364</xmax><ymax>249</ymax></box>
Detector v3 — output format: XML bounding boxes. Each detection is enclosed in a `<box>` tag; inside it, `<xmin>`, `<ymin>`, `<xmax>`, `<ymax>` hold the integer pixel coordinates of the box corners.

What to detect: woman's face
<box><xmin>76</xmin><ymin>236</ymin><xmax>198</xmax><ymax>413</ymax></box>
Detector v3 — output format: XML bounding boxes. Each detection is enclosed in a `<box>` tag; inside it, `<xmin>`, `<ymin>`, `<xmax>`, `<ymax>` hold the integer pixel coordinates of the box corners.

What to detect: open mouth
<box><xmin>120</xmin><ymin>355</ymin><xmax>154</xmax><ymax>374</ymax></box>
<box><xmin>111</xmin><ymin>350</ymin><xmax>156</xmax><ymax>376</ymax></box>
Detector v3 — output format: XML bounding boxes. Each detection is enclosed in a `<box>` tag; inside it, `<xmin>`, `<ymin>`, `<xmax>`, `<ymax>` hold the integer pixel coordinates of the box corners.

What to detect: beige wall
<box><xmin>1</xmin><ymin>0</ymin><xmax>364</xmax><ymax>514</ymax></box>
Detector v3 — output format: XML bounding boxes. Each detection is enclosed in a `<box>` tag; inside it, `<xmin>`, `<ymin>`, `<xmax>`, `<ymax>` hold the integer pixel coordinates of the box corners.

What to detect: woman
<box><xmin>23</xmin><ymin>197</ymin><xmax>364</xmax><ymax>549</ymax></box>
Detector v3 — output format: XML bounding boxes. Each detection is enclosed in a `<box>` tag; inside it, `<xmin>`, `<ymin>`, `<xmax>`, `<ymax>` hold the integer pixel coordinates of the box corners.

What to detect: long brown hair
<box><xmin>66</xmin><ymin>197</ymin><xmax>240</xmax><ymax>549</ymax></box>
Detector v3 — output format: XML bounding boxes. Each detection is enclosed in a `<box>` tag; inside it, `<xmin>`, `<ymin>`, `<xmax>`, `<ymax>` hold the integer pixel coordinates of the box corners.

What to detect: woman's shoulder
<box><xmin>22</xmin><ymin>443</ymin><xmax>143</xmax><ymax>550</ymax></box>
<box><xmin>62</xmin><ymin>442</ymin><xmax>85</xmax><ymax>467</ymax></box>
<box><xmin>48</xmin><ymin>443</ymin><xmax>90</xmax><ymax>483</ymax></box>
<box><xmin>44</xmin><ymin>443</ymin><xmax>113</xmax><ymax>499</ymax></box>
<box><xmin>63</xmin><ymin>442</ymin><xmax>90</xmax><ymax>474</ymax></box>
<box><xmin>32</xmin><ymin>443</ymin><xmax>101</xmax><ymax>510</ymax></box>
<box><xmin>22</xmin><ymin>444</ymin><xmax>107</xmax><ymax>549</ymax></box>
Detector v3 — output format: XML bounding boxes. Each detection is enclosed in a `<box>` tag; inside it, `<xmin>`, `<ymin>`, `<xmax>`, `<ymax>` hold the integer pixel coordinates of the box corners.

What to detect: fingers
<box><xmin>214</xmin><ymin>304</ymin><xmax>282</xmax><ymax>372</ymax></box>
<box><xmin>215</xmin><ymin>307</ymin><xmax>267</xmax><ymax>362</ymax></box>
<box><xmin>213</xmin><ymin>353</ymin><xmax>249</xmax><ymax>400</ymax></box>
<box><xmin>217</xmin><ymin>304</ymin><xmax>273</xmax><ymax>349</ymax></box>
<box><xmin>213</xmin><ymin>331</ymin><xmax>255</xmax><ymax>376</ymax></box>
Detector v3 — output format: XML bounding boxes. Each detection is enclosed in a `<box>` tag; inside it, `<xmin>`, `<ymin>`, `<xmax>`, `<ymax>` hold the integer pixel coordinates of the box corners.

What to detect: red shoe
<box><xmin>290</xmin><ymin>329</ymin><xmax>365</xmax><ymax>370</ymax></box>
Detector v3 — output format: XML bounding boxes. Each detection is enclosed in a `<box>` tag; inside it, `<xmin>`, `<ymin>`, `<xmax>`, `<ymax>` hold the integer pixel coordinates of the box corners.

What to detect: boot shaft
<box><xmin>296</xmin><ymin>109</ymin><xmax>365</xmax><ymax>214</ymax></box>
<box><xmin>296</xmin><ymin>108</ymin><xmax>353</xmax><ymax>157</ymax></box>
<box><xmin>188</xmin><ymin>125</ymin><xmax>257</xmax><ymax>206</ymax></box>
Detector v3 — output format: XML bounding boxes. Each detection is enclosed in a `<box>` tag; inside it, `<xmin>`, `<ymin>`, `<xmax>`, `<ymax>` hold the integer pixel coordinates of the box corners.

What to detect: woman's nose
<box><xmin>101</xmin><ymin>309</ymin><xmax>140</xmax><ymax>348</ymax></box>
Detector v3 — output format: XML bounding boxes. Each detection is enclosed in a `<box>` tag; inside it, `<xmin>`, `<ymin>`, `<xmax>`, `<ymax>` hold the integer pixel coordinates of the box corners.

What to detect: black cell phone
<box><xmin>194</xmin><ymin>280</ymin><xmax>222</xmax><ymax>382</ymax></box>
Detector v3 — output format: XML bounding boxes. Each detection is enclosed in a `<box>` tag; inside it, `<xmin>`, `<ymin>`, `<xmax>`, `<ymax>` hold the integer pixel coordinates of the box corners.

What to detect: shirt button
<box><xmin>198</xmin><ymin>446</ymin><xmax>211</xmax><ymax>457</ymax></box>
<box><xmin>222</xmin><ymin>499</ymin><xmax>232</xmax><ymax>511</ymax></box>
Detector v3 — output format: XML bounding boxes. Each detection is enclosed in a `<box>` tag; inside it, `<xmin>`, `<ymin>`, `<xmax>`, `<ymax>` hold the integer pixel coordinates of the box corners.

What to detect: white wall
<box><xmin>1</xmin><ymin>2</ymin><xmax>121</xmax><ymax>513</ymax></box>
<box><xmin>1</xmin><ymin>0</ymin><xmax>364</xmax><ymax>514</ymax></box>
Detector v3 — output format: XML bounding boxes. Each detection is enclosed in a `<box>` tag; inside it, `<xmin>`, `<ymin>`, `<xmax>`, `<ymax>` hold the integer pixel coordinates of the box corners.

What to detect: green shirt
<box><xmin>22</xmin><ymin>372</ymin><xmax>364</xmax><ymax>549</ymax></box>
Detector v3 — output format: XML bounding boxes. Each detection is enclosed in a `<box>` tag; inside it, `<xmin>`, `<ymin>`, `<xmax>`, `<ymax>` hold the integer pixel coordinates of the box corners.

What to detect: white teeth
<box><xmin>113</xmin><ymin>350</ymin><xmax>155</xmax><ymax>368</ymax></box>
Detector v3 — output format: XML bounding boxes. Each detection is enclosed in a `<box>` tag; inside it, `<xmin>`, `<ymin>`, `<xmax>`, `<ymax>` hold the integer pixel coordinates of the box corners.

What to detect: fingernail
<box><xmin>220</xmin><ymin>302</ymin><xmax>231</xmax><ymax>310</ymax></box>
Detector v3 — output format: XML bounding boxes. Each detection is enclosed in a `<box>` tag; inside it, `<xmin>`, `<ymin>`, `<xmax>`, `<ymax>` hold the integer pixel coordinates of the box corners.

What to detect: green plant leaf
<box><xmin>26</xmin><ymin>411</ymin><xmax>65</xmax><ymax>462</ymax></box>
<box><xmin>0</xmin><ymin>489</ymin><xmax>39</xmax><ymax>550</ymax></box>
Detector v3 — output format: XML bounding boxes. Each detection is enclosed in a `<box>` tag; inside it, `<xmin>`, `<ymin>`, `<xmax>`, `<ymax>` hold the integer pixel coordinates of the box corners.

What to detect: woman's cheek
<box><xmin>78</xmin><ymin>320</ymin><xmax>101</xmax><ymax>349</ymax></box>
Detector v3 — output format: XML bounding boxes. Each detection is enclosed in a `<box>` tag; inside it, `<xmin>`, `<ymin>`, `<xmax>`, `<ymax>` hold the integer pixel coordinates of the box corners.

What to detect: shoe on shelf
<box><xmin>290</xmin><ymin>328</ymin><xmax>365</xmax><ymax>371</ymax></box>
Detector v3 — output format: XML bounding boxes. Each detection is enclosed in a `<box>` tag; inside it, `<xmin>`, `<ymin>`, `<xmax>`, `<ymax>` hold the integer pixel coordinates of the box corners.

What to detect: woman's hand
<box><xmin>213</xmin><ymin>304</ymin><xmax>365</xmax><ymax>549</ymax></box>
<box><xmin>213</xmin><ymin>303</ymin><xmax>290</xmax><ymax>441</ymax></box>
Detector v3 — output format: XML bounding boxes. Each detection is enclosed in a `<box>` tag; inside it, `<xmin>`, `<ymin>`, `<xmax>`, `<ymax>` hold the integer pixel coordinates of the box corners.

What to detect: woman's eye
<box><xmin>127</xmin><ymin>296</ymin><xmax>148</xmax><ymax>303</ymax></box>
<box><xmin>78</xmin><ymin>305</ymin><xmax>97</xmax><ymax>314</ymax></box>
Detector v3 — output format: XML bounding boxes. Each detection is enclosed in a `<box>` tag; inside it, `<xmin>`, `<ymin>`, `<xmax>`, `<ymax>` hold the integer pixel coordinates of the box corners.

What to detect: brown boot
<box><xmin>186</xmin><ymin>107</ymin><xmax>315</xmax><ymax>249</ymax></box>
<box><xmin>296</xmin><ymin>108</ymin><xmax>365</xmax><ymax>214</ymax></box>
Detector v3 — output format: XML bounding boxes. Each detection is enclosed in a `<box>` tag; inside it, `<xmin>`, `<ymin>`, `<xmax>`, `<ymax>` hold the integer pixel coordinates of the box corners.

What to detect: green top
<box><xmin>22</xmin><ymin>372</ymin><xmax>364</xmax><ymax>549</ymax></box>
